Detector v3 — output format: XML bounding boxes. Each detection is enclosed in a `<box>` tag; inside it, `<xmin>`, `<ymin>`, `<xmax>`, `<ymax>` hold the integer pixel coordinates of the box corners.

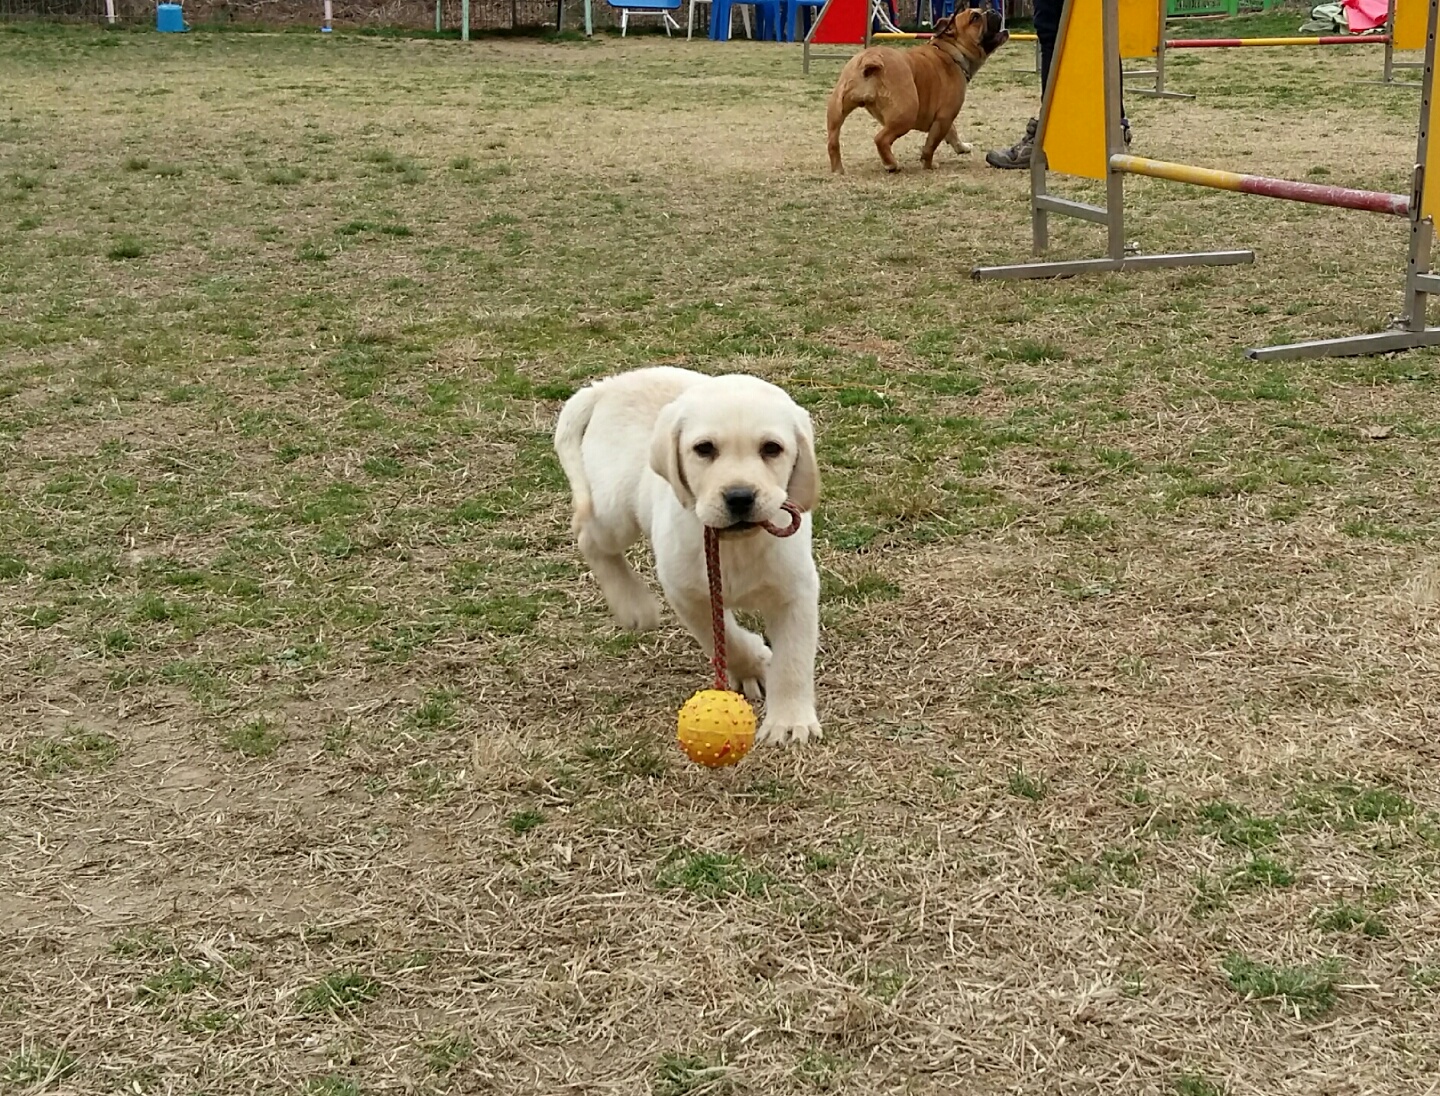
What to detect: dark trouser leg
<box><xmin>1034</xmin><ymin>0</ymin><xmax>1061</xmax><ymax>95</ymax></box>
<box><xmin>1035</xmin><ymin>0</ymin><xmax>1126</xmax><ymax>119</ymax></box>
<box><xmin>987</xmin><ymin>0</ymin><xmax>1129</xmax><ymax>169</ymax></box>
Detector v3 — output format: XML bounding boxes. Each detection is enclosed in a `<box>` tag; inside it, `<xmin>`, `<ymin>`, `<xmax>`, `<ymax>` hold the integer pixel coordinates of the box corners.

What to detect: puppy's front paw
<box><xmin>956</xmin><ymin>140</ymin><xmax>973</xmax><ymax>154</ymax></box>
<box><xmin>757</xmin><ymin>711</ymin><xmax>823</xmax><ymax>747</ymax></box>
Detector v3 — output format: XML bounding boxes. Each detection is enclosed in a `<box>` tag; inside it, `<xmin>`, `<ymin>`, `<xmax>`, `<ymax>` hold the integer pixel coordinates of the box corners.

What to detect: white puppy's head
<box><xmin>649</xmin><ymin>374</ymin><xmax>819</xmax><ymax>531</ymax></box>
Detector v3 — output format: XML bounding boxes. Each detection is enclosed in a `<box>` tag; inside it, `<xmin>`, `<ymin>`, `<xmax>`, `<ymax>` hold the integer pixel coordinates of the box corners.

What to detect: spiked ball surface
<box><xmin>676</xmin><ymin>689</ymin><xmax>756</xmax><ymax>768</ymax></box>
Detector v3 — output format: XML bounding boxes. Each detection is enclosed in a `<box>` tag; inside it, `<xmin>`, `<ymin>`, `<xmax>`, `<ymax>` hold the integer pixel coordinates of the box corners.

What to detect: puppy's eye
<box><xmin>760</xmin><ymin>441</ymin><xmax>784</xmax><ymax>459</ymax></box>
<box><xmin>693</xmin><ymin>441</ymin><xmax>718</xmax><ymax>459</ymax></box>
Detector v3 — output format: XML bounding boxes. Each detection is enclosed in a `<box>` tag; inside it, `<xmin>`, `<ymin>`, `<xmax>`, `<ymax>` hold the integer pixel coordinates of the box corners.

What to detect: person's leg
<box><xmin>985</xmin><ymin>0</ymin><xmax>1059</xmax><ymax>169</ymax></box>
<box><xmin>1033</xmin><ymin>0</ymin><xmax>1061</xmax><ymax>95</ymax></box>
<box><xmin>986</xmin><ymin>0</ymin><xmax>1129</xmax><ymax>168</ymax></box>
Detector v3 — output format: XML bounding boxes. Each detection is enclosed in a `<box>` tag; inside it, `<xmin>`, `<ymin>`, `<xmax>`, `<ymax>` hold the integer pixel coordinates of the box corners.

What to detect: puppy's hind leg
<box><xmin>576</xmin><ymin>520</ymin><xmax>663</xmax><ymax>632</ymax></box>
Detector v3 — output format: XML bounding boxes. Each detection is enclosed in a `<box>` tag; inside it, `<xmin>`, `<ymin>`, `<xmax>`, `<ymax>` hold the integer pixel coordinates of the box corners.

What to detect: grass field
<box><xmin>3</xmin><ymin>11</ymin><xmax>1440</xmax><ymax>1095</ymax></box>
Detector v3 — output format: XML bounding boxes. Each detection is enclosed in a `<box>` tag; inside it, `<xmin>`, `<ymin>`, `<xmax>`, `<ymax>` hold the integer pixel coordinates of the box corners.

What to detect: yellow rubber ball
<box><xmin>677</xmin><ymin>689</ymin><xmax>756</xmax><ymax>768</ymax></box>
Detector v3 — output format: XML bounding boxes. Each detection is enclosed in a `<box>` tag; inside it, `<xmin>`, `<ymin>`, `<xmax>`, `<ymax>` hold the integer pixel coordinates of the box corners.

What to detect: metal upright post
<box><xmin>1250</xmin><ymin>0</ymin><xmax>1440</xmax><ymax>358</ymax></box>
<box><xmin>973</xmin><ymin>0</ymin><xmax>1253</xmax><ymax>279</ymax></box>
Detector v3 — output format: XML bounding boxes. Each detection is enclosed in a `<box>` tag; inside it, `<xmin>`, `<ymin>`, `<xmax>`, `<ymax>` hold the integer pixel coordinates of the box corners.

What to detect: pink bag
<box><xmin>1343</xmin><ymin>0</ymin><xmax>1389</xmax><ymax>32</ymax></box>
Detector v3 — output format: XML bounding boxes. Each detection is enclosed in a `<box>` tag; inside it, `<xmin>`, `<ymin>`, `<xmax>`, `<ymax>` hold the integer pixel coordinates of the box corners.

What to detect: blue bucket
<box><xmin>157</xmin><ymin>3</ymin><xmax>186</xmax><ymax>31</ymax></box>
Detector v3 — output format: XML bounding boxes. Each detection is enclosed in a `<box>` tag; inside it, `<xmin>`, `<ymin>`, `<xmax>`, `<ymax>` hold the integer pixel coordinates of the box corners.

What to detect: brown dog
<box><xmin>827</xmin><ymin>9</ymin><xmax>1009</xmax><ymax>174</ymax></box>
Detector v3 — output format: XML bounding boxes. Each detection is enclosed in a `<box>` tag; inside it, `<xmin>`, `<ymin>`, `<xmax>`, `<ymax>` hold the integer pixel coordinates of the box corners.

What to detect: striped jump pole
<box><xmin>1109</xmin><ymin>155</ymin><xmax>1411</xmax><ymax>216</ymax></box>
<box><xmin>872</xmin><ymin>30</ymin><xmax>1037</xmax><ymax>39</ymax></box>
<box><xmin>971</xmin><ymin>0</ymin><xmax>1440</xmax><ymax>361</ymax></box>
<box><xmin>1166</xmin><ymin>34</ymin><xmax>1390</xmax><ymax>47</ymax></box>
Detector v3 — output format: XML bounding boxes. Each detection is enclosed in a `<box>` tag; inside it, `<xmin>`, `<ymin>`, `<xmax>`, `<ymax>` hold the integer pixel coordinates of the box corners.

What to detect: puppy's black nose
<box><xmin>723</xmin><ymin>487</ymin><xmax>756</xmax><ymax>517</ymax></box>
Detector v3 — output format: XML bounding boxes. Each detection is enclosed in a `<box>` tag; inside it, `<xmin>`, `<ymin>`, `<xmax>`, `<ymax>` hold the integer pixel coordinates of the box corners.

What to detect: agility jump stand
<box><xmin>972</xmin><ymin>0</ymin><xmax>1440</xmax><ymax>361</ymax></box>
<box><xmin>805</xmin><ymin>0</ymin><xmax>914</xmax><ymax>72</ymax></box>
<box><xmin>803</xmin><ymin>0</ymin><xmax>872</xmax><ymax>72</ymax></box>
<box><xmin>1379</xmin><ymin>0</ymin><xmax>1428</xmax><ymax>83</ymax></box>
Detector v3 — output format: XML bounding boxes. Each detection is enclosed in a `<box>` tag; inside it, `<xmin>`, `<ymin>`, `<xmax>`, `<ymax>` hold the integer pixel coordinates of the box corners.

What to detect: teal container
<box><xmin>157</xmin><ymin>3</ymin><xmax>186</xmax><ymax>31</ymax></box>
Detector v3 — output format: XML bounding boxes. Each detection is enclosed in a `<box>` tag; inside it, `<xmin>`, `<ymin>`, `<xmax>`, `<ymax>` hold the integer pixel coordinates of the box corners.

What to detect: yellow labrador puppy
<box><xmin>553</xmin><ymin>367</ymin><xmax>822</xmax><ymax>746</ymax></box>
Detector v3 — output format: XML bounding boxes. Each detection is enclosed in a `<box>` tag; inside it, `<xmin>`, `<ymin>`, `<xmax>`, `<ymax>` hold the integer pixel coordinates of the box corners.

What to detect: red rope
<box><xmin>703</xmin><ymin>502</ymin><xmax>803</xmax><ymax>692</ymax></box>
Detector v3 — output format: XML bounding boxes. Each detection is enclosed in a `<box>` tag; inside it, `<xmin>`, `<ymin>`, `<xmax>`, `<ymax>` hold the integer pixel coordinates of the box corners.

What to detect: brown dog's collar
<box><xmin>935</xmin><ymin>40</ymin><xmax>978</xmax><ymax>80</ymax></box>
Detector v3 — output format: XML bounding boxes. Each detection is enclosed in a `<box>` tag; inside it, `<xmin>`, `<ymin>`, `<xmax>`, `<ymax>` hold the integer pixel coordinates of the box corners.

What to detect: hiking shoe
<box><xmin>1121</xmin><ymin>116</ymin><xmax>1132</xmax><ymax>147</ymax></box>
<box><xmin>985</xmin><ymin>117</ymin><xmax>1038</xmax><ymax>170</ymax></box>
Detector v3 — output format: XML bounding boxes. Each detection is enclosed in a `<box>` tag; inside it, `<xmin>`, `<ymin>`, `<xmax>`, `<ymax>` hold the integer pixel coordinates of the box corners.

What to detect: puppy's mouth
<box><xmin>710</xmin><ymin>519</ymin><xmax>764</xmax><ymax>536</ymax></box>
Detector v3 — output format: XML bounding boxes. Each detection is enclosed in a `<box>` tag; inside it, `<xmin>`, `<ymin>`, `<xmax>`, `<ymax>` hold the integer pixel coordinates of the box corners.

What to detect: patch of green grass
<box><xmin>303</xmin><ymin>1078</ymin><xmax>361</xmax><ymax>1096</ymax></box>
<box><xmin>106</xmin><ymin>237</ymin><xmax>144</xmax><ymax>260</ymax></box>
<box><xmin>793</xmin><ymin>1048</ymin><xmax>852</xmax><ymax>1091</ymax></box>
<box><xmin>1224</xmin><ymin>855</ymin><xmax>1296</xmax><ymax>892</ymax></box>
<box><xmin>1190</xmin><ymin>873</ymin><xmax>1228</xmax><ymax>919</ymax></box>
<box><xmin>656</xmin><ymin>850</ymin><xmax>772</xmax><ymax>899</ymax></box>
<box><xmin>1221</xmin><ymin>954</ymin><xmax>1341</xmax><ymax>1017</ymax></box>
<box><xmin>987</xmin><ymin>339</ymin><xmax>1068</xmax><ymax>364</ymax></box>
<box><xmin>454</xmin><ymin>593</ymin><xmax>548</xmax><ymax>635</ymax></box>
<box><xmin>1290</xmin><ymin>783</ymin><xmax>1415</xmax><ymax>830</ymax></box>
<box><xmin>1100</xmin><ymin>845</ymin><xmax>1142</xmax><ymax>886</ymax></box>
<box><xmin>655</xmin><ymin>1052</ymin><xmax>729</xmax><ymax>1096</ymax></box>
<box><xmin>426</xmin><ymin>1033</ymin><xmax>472</xmax><ymax>1075</ymax></box>
<box><xmin>820</xmin><ymin>568</ymin><xmax>901</xmax><ymax>606</ymax></box>
<box><xmin>1408</xmin><ymin>965</ymin><xmax>1440</xmax><ymax>991</ymax></box>
<box><xmin>1056</xmin><ymin>863</ymin><xmax>1100</xmax><ymax>895</ymax></box>
<box><xmin>1173</xmin><ymin>1075</ymin><xmax>1226</xmax><ymax>1096</ymax></box>
<box><xmin>506</xmin><ymin>808</ymin><xmax>545</xmax><ymax>834</ymax></box>
<box><xmin>297</xmin><ymin>971</ymin><xmax>381</xmax><ymax>1014</ymax></box>
<box><xmin>1313</xmin><ymin>902</ymin><xmax>1389</xmax><ymax>938</ymax></box>
<box><xmin>1196</xmin><ymin>801</ymin><xmax>1283</xmax><ymax>850</ymax></box>
<box><xmin>2</xmin><ymin>1045</ymin><xmax>79</xmax><ymax>1086</ymax></box>
<box><xmin>861</xmin><ymin>964</ymin><xmax>908</xmax><ymax>1002</ymax></box>
<box><xmin>136</xmin><ymin>960</ymin><xmax>217</xmax><ymax>1004</ymax></box>
<box><xmin>1007</xmin><ymin>767</ymin><xmax>1046</xmax><ymax>801</ymax></box>
<box><xmin>224</xmin><ymin>717</ymin><xmax>282</xmax><ymax>758</ymax></box>
<box><xmin>408</xmin><ymin>690</ymin><xmax>460</xmax><ymax>734</ymax></box>
<box><xmin>22</xmin><ymin>729</ymin><xmax>119</xmax><ymax>775</ymax></box>
<box><xmin>133</xmin><ymin>591</ymin><xmax>182</xmax><ymax>623</ymax></box>
<box><xmin>111</xmin><ymin>929</ymin><xmax>174</xmax><ymax>959</ymax></box>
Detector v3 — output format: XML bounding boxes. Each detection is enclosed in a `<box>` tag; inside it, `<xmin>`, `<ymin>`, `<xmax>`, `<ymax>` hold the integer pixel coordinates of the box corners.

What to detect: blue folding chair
<box><xmin>609</xmin><ymin>0</ymin><xmax>683</xmax><ymax>33</ymax></box>
<box><xmin>709</xmin><ymin>0</ymin><xmax>783</xmax><ymax>38</ymax></box>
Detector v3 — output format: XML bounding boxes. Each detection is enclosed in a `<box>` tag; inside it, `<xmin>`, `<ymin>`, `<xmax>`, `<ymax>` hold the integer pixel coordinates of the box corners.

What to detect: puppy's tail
<box><xmin>553</xmin><ymin>381</ymin><xmax>603</xmax><ymax>532</ymax></box>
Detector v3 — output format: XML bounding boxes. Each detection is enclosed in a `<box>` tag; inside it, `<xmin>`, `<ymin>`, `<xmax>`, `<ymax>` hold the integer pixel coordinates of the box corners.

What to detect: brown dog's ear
<box><xmin>931</xmin><ymin>13</ymin><xmax>955</xmax><ymax>36</ymax></box>
<box><xmin>649</xmin><ymin>401</ymin><xmax>695</xmax><ymax>508</ymax></box>
<box><xmin>787</xmin><ymin>407</ymin><xmax>820</xmax><ymax>512</ymax></box>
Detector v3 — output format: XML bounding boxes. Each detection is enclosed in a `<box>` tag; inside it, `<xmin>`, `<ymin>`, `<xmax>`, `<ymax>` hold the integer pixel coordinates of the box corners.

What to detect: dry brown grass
<box><xmin>2</xmin><ymin>19</ymin><xmax>1439</xmax><ymax>1096</ymax></box>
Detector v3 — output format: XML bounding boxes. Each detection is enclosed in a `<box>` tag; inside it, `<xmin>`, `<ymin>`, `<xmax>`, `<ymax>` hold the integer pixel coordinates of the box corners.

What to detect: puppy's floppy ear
<box><xmin>932</xmin><ymin>12</ymin><xmax>955</xmax><ymax>35</ymax></box>
<box><xmin>787</xmin><ymin>405</ymin><xmax>821</xmax><ymax>512</ymax></box>
<box><xmin>649</xmin><ymin>401</ymin><xmax>695</xmax><ymax>508</ymax></box>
